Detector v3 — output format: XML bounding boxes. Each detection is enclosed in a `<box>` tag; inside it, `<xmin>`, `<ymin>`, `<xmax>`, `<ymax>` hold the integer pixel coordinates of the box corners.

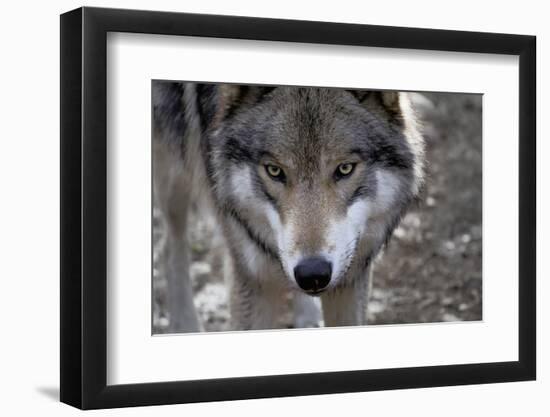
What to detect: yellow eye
<box><xmin>337</xmin><ymin>163</ymin><xmax>355</xmax><ymax>177</ymax></box>
<box><xmin>265</xmin><ymin>164</ymin><xmax>284</xmax><ymax>180</ymax></box>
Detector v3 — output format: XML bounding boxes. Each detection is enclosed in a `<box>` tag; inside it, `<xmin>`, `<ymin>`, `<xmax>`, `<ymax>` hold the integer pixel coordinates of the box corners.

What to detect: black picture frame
<box><xmin>60</xmin><ymin>6</ymin><xmax>536</xmax><ymax>410</ymax></box>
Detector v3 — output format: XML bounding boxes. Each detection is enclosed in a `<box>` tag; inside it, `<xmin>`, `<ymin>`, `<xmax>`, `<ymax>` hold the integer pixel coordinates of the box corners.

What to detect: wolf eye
<box><xmin>335</xmin><ymin>163</ymin><xmax>356</xmax><ymax>179</ymax></box>
<box><xmin>265</xmin><ymin>164</ymin><xmax>285</xmax><ymax>182</ymax></box>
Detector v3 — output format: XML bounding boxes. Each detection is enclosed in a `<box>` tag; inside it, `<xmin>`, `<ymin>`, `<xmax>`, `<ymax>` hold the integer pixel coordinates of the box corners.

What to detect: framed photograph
<box><xmin>60</xmin><ymin>6</ymin><xmax>536</xmax><ymax>409</ymax></box>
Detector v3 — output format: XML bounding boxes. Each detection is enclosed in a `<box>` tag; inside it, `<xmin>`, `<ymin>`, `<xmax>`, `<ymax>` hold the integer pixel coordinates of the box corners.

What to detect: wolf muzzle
<box><xmin>293</xmin><ymin>257</ymin><xmax>332</xmax><ymax>294</ymax></box>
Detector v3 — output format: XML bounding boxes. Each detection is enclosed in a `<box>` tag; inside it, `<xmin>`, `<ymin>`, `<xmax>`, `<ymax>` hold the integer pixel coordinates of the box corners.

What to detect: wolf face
<box><xmin>201</xmin><ymin>86</ymin><xmax>424</xmax><ymax>295</ymax></box>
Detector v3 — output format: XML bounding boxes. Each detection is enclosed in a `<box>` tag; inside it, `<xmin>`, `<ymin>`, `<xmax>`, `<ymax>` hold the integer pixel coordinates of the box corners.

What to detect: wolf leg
<box><xmin>293</xmin><ymin>292</ymin><xmax>322</xmax><ymax>328</ymax></box>
<box><xmin>228</xmin><ymin>273</ymin><xmax>286</xmax><ymax>331</ymax></box>
<box><xmin>163</xmin><ymin>219</ymin><xmax>202</xmax><ymax>333</ymax></box>
<box><xmin>154</xmin><ymin>144</ymin><xmax>201</xmax><ymax>333</ymax></box>
<box><xmin>320</xmin><ymin>268</ymin><xmax>372</xmax><ymax>327</ymax></box>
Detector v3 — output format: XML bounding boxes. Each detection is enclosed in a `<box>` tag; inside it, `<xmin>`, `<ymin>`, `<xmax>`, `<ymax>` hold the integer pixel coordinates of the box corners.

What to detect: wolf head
<box><xmin>198</xmin><ymin>85</ymin><xmax>424</xmax><ymax>294</ymax></box>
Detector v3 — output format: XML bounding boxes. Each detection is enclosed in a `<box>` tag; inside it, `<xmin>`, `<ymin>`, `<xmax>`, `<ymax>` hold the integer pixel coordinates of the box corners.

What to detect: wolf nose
<box><xmin>294</xmin><ymin>257</ymin><xmax>332</xmax><ymax>293</ymax></box>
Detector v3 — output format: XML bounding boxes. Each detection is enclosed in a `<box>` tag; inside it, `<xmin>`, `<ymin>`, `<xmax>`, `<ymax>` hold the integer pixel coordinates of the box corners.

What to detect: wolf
<box><xmin>153</xmin><ymin>82</ymin><xmax>424</xmax><ymax>332</ymax></box>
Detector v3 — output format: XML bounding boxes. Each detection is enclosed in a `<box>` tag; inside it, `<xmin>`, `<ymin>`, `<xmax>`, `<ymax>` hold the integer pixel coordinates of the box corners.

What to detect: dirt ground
<box><xmin>153</xmin><ymin>91</ymin><xmax>482</xmax><ymax>333</ymax></box>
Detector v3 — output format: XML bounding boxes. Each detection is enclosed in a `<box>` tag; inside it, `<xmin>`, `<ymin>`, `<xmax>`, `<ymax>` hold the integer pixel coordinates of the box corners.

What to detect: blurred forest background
<box><xmin>153</xmin><ymin>91</ymin><xmax>482</xmax><ymax>333</ymax></box>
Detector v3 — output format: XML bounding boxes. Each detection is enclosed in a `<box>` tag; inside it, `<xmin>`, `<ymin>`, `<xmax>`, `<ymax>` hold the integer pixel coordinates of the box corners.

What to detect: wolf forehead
<box><xmin>212</xmin><ymin>87</ymin><xmax>416</xmax><ymax>172</ymax></box>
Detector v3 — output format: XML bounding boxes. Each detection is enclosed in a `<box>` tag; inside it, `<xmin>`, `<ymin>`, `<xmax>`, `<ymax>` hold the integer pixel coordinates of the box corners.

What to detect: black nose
<box><xmin>294</xmin><ymin>257</ymin><xmax>332</xmax><ymax>293</ymax></box>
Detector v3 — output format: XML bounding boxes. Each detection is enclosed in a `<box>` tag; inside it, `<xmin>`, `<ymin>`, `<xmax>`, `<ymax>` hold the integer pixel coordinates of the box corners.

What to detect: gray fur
<box><xmin>153</xmin><ymin>81</ymin><xmax>424</xmax><ymax>331</ymax></box>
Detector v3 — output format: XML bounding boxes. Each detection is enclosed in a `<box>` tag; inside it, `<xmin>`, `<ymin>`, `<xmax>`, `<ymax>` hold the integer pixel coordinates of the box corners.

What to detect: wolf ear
<box><xmin>219</xmin><ymin>85</ymin><xmax>276</xmax><ymax>112</ymax></box>
<box><xmin>349</xmin><ymin>90</ymin><xmax>403</xmax><ymax>118</ymax></box>
<box><xmin>378</xmin><ymin>91</ymin><xmax>401</xmax><ymax>113</ymax></box>
<box><xmin>196</xmin><ymin>84</ymin><xmax>275</xmax><ymax>130</ymax></box>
